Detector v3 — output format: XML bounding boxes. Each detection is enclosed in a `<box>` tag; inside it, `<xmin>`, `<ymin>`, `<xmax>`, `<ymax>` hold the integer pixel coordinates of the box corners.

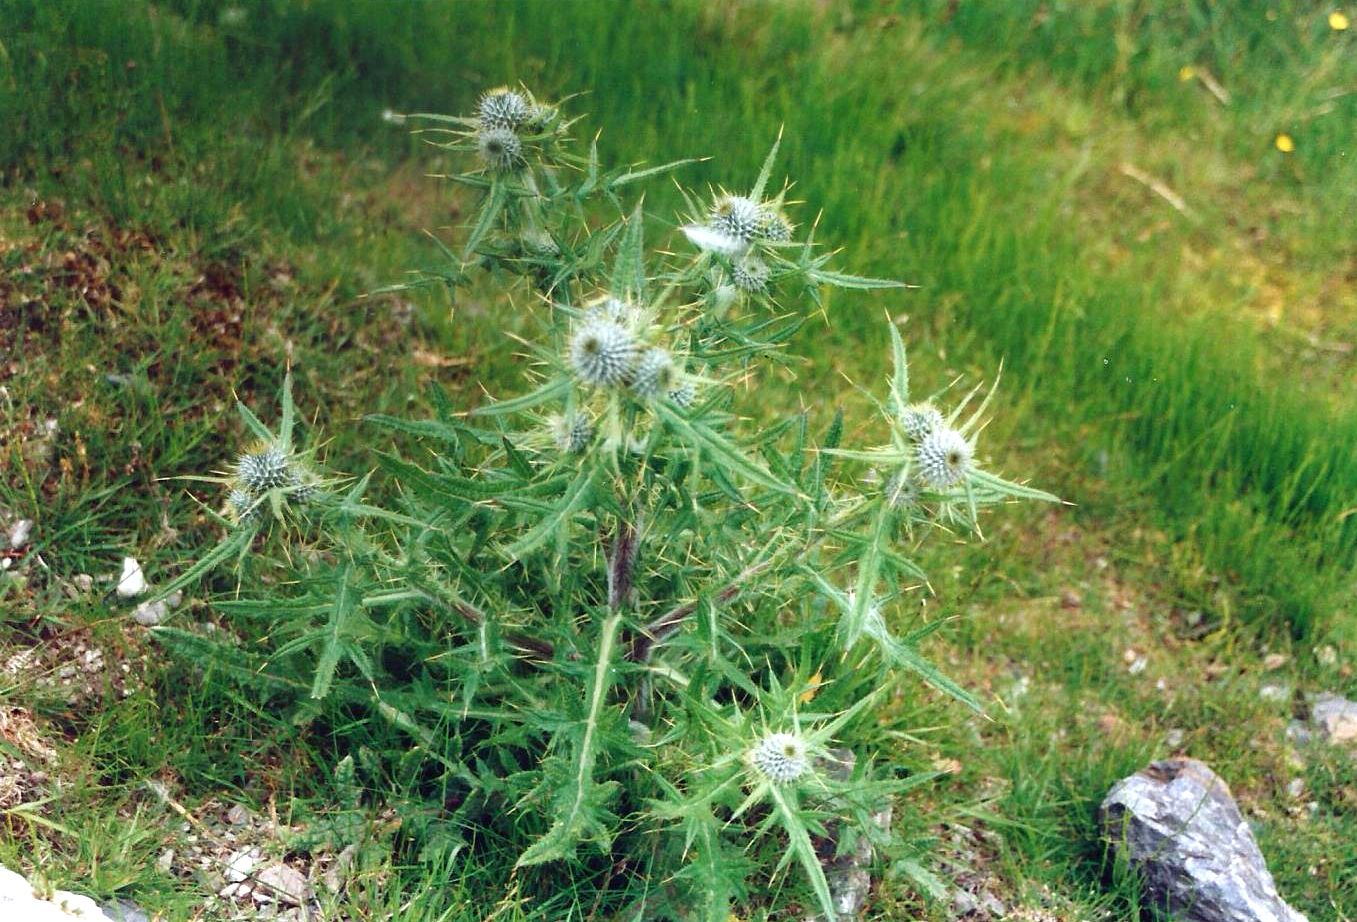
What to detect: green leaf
<box><xmin>863</xmin><ymin>608</ymin><xmax>983</xmax><ymax>713</ymax></box>
<box><xmin>311</xmin><ymin>564</ymin><xmax>357</xmax><ymax>700</ymax></box>
<box><xmin>463</xmin><ymin>179</ymin><xmax>508</xmax><ymax>259</ymax></box>
<box><xmin>148</xmin><ymin>526</ymin><xmax>255</xmax><ymax>604</ymax></box>
<box><xmin>766</xmin><ymin>783</ymin><xmax>835</xmax><ymax>921</ymax></box>
<box><xmin>808</xmin><ymin>267</ymin><xmax>905</xmax><ymax>290</ymax></box>
<box><xmin>235</xmin><ymin>398</ymin><xmax>275</xmax><ymax>444</ymax></box>
<box><xmin>608</xmin><ymin>158</ymin><xmax>697</xmax><ymax>190</ymax></box>
<box><xmin>504</xmin><ymin>465</ymin><xmax>598</xmax><ymax>559</ymax></box>
<box><xmin>470</xmin><ymin>376</ymin><xmax>571</xmax><ymax>418</ymax></box>
<box><xmin>843</xmin><ymin>502</ymin><xmax>890</xmax><ymax>649</ymax></box>
<box><xmin>610</xmin><ymin>202</ymin><xmax>647</xmax><ymax>300</ymax></box>
<box><xmin>515</xmin><ymin>612</ymin><xmax>623</xmax><ymax>867</ymax></box>
<box><xmin>278</xmin><ymin>370</ymin><xmax>296</xmax><ymax>453</ymax></box>
<box><xmin>749</xmin><ymin>129</ymin><xmax>782</xmax><ymax>203</ymax></box>
<box><xmin>888</xmin><ymin>322</ymin><xmax>910</xmax><ymax>414</ymax></box>
<box><xmin>655</xmin><ymin>403</ymin><xmax>800</xmax><ymax>498</ymax></box>
<box><xmin>365</xmin><ymin>414</ymin><xmax>465</xmax><ymax>447</ymax></box>
<box><xmin>968</xmin><ymin>468</ymin><xmax>1061</xmax><ymax>503</ymax></box>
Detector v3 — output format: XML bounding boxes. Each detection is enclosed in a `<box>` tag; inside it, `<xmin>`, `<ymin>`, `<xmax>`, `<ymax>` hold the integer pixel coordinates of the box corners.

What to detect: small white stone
<box><xmin>115</xmin><ymin>557</ymin><xmax>147</xmax><ymax>598</ymax></box>
<box><xmin>1259</xmin><ymin>683</ymin><xmax>1290</xmax><ymax>703</ymax></box>
<box><xmin>72</xmin><ymin>574</ymin><xmax>93</xmax><ymax>593</ymax></box>
<box><xmin>225</xmin><ymin>846</ymin><xmax>260</xmax><ymax>883</ymax></box>
<box><xmin>156</xmin><ymin>849</ymin><xmax>174</xmax><ymax>874</ymax></box>
<box><xmin>8</xmin><ymin>519</ymin><xmax>33</xmax><ymax>550</ymax></box>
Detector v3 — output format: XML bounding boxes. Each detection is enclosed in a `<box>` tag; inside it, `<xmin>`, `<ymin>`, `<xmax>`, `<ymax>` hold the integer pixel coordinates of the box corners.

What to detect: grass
<box><xmin>2</xmin><ymin>0</ymin><xmax>1355</xmax><ymax>918</ymax></box>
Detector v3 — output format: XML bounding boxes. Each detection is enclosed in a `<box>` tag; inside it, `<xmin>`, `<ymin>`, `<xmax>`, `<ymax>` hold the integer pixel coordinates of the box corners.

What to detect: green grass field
<box><xmin>3</xmin><ymin>1</ymin><xmax>1355</xmax><ymax>918</ymax></box>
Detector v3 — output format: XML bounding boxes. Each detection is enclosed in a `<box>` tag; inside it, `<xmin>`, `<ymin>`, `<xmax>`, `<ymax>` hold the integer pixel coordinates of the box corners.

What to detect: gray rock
<box><xmin>252</xmin><ymin>864</ymin><xmax>310</xmax><ymax>906</ymax></box>
<box><xmin>1311</xmin><ymin>693</ymin><xmax>1357</xmax><ymax>745</ymax></box>
<box><xmin>1100</xmin><ymin>759</ymin><xmax>1307</xmax><ymax>922</ymax></box>
<box><xmin>100</xmin><ymin>899</ymin><xmax>150</xmax><ymax>922</ymax></box>
<box><xmin>804</xmin><ymin>748</ymin><xmax>892</xmax><ymax>921</ymax></box>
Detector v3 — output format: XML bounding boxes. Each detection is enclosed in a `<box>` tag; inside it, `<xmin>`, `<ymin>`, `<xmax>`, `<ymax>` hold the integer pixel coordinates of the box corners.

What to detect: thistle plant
<box><xmin>160</xmin><ymin>86</ymin><xmax>1056</xmax><ymax>920</ymax></box>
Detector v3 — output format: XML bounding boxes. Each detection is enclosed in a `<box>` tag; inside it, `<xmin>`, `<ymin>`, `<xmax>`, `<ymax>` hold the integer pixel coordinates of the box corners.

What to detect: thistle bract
<box><xmin>749</xmin><ymin>732</ymin><xmax>810</xmax><ymax>785</ymax></box>
<box><xmin>916</xmin><ymin>426</ymin><xmax>973</xmax><ymax>490</ymax></box>
<box><xmin>477</xmin><ymin>127</ymin><xmax>523</xmax><ymax>173</ymax></box>
<box><xmin>569</xmin><ymin>319</ymin><xmax>637</xmax><ymax>387</ymax></box>
<box><xmin>477</xmin><ymin>88</ymin><xmax>531</xmax><ymax>130</ymax></box>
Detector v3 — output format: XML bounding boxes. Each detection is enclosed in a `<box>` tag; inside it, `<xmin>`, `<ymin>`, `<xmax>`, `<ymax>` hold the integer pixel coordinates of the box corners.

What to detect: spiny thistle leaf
<box><xmin>515</xmin><ymin>612</ymin><xmax>623</xmax><ymax>867</ymax></box>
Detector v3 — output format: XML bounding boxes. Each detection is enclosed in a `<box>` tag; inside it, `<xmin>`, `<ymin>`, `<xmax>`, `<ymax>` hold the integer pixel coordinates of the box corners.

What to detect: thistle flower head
<box><xmin>900</xmin><ymin>402</ymin><xmax>944</xmax><ymax>442</ymax></box>
<box><xmin>477</xmin><ymin>127</ymin><xmax>523</xmax><ymax>173</ymax></box>
<box><xmin>916</xmin><ymin>426</ymin><xmax>973</xmax><ymax>490</ymax></box>
<box><xmin>667</xmin><ymin>379</ymin><xmax>697</xmax><ymax>409</ymax></box>
<box><xmin>569</xmin><ymin>319</ymin><xmax>637</xmax><ymax>388</ymax></box>
<box><xmin>709</xmin><ymin>194</ymin><xmax>765</xmax><ymax>244</ymax></box>
<box><xmin>732</xmin><ymin>257</ymin><xmax>770</xmax><ymax>293</ymax></box>
<box><xmin>549</xmin><ymin>412</ymin><xmax>594</xmax><ymax>453</ymax></box>
<box><xmin>760</xmin><ymin>209</ymin><xmax>794</xmax><ymax>242</ymax></box>
<box><xmin>477</xmin><ymin>88</ymin><xmax>531</xmax><ymax>130</ymax></box>
<box><xmin>749</xmin><ymin>732</ymin><xmax>811</xmax><ymax>785</ymax></box>
<box><xmin>630</xmin><ymin>347</ymin><xmax>679</xmax><ymax>401</ymax></box>
<box><xmin>236</xmin><ymin>446</ymin><xmax>290</xmax><ymax>492</ymax></box>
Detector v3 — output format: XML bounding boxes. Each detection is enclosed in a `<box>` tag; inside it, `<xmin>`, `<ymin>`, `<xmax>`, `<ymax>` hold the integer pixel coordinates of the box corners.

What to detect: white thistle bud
<box><xmin>527</xmin><ymin>103</ymin><xmax>558</xmax><ymax>132</ymax></box>
<box><xmin>732</xmin><ymin>257</ymin><xmax>770</xmax><ymax>293</ymax></box>
<box><xmin>900</xmin><ymin>403</ymin><xmax>944</xmax><ymax>442</ymax></box>
<box><xmin>476</xmin><ymin>88</ymin><xmax>531</xmax><ymax>130</ymax></box>
<box><xmin>287</xmin><ymin>469</ymin><xmax>318</xmax><ymax>504</ymax></box>
<box><xmin>236</xmin><ymin>447</ymin><xmax>290</xmax><ymax>492</ymax></box>
<box><xmin>884</xmin><ymin>470</ymin><xmax>920</xmax><ymax>508</ymax></box>
<box><xmin>569</xmin><ymin>319</ymin><xmax>637</xmax><ymax>388</ymax></box>
<box><xmin>760</xmin><ymin>209</ymin><xmax>794</xmax><ymax>242</ymax></box>
<box><xmin>521</xmin><ymin>228</ymin><xmax>560</xmax><ymax>257</ymax></box>
<box><xmin>749</xmin><ymin>732</ymin><xmax>811</xmax><ymax>785</ymax></box>
<box><xmin>227</xmin><ymin>488</ymin><xmax>260</xmax><ymax>522</ymax></box>
<box><xmin>549</xmin><ymin>413</ymin><xmax>594</xmax><ymax>453</ymax></box>
<box><xmin>477</xmin><ymin>127</ymin><xmax>523</xmax><ymax>173</ymax></box>
<box><xmin>916</xmin><ymin>427</ymin><xmax>973</xmax><ymax>490</ymax></box>
<box><xmin>667</xmin><ymin>379</ymin><xmax>697</xmax><ymax>408</ymax></box>
<box><xmin>709</xmin><ymin>195</ymin><xmax>764</xmax><ymax>244</ymax></box>
<box><xmin>630</xmin><ymin>347</ymin><xmax>678</xmax><ymax>401</ymax></box>
<box><xmin>589</xmin><ymin>296</ymin><xmax>632</xmax><ymax>323</ymax></box>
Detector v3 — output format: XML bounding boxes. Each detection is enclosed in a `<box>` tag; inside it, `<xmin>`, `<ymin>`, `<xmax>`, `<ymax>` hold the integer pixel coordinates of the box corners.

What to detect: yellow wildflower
<box><xmin>1178</xmin><ymin>65</ymin><xmax>1197</xmax><ymax>82</ymax></box>
<box><xmin>1330</xmin><ymin>11</ymin><xmax>1350</xmax><ymax>30</ymax></box>
<box><xmin>799</xmin><ymin>669</ymin><xmax>824</xmax><ymax>704</ymax></box>
<box><xmin>1275</xmin><ymin>133</ymin><xmax>1295</xmax><ymax>153</ymax></box>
